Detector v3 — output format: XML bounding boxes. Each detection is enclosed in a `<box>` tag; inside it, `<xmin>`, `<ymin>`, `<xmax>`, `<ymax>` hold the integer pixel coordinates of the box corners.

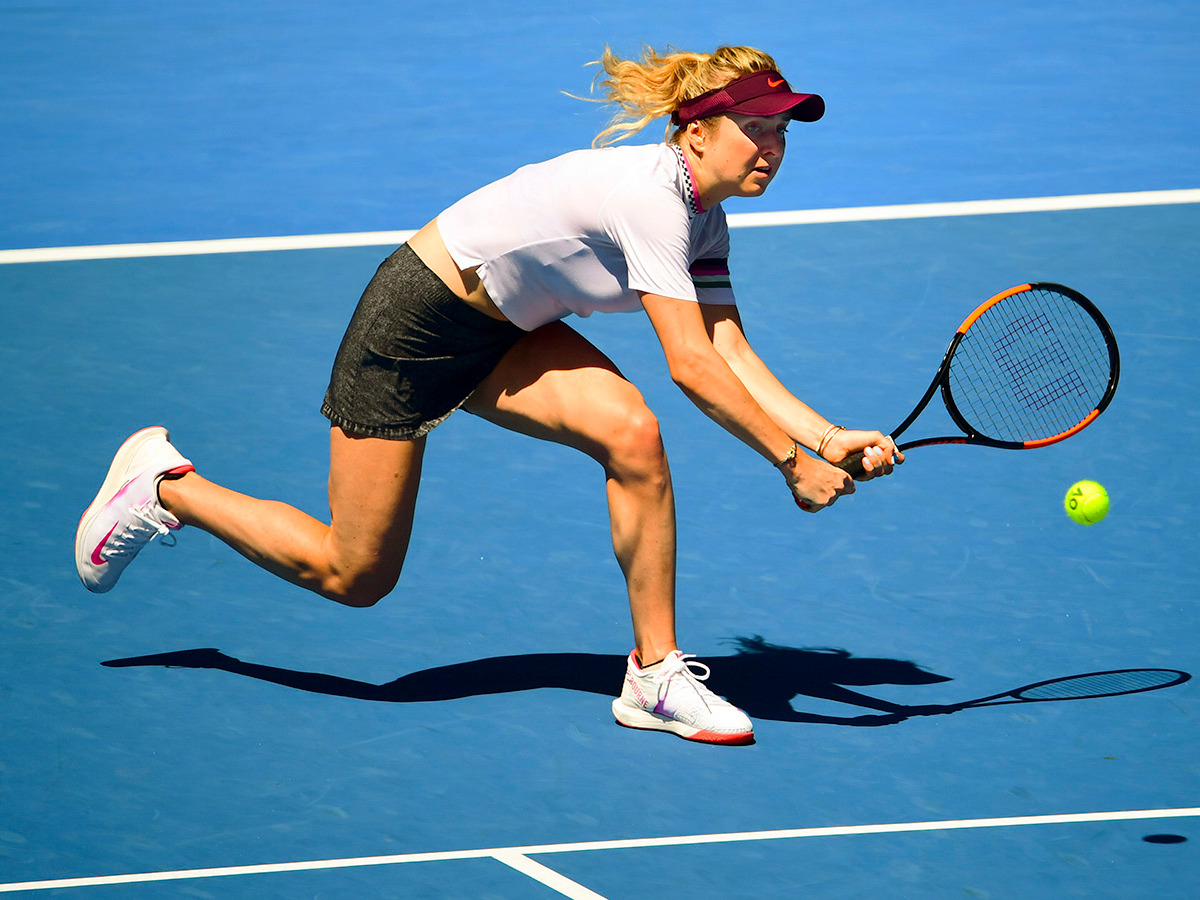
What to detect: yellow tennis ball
<box><xmin>1065</xmin><ymin>480</ymin><xmax>1109</xmax><ymax>525</ymax></box>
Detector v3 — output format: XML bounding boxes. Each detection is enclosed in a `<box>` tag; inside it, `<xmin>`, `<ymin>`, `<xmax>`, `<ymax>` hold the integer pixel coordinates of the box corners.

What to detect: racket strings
<box><xmin>1016</xmin><ymin>669</ymin><xmax>1184</xmax><ymax>701</ymax></box>
<box><xmin>949</xmin><ymin>287</ymin><xmax>1112</xmax><ymax>443</ymax></box>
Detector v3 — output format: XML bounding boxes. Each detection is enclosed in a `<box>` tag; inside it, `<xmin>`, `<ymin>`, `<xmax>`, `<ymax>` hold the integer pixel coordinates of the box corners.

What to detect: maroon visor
<box><xmin>672</xmin><ymin>70</ymin><xmax>825</xmax><ymax>126</ymax></box>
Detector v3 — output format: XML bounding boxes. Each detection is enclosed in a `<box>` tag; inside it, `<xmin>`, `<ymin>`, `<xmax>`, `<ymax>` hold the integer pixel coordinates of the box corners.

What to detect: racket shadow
<box><xmin>100</xmin><ymin>636</ymin><xmax>960</xmax><ymax>726</ymax></box>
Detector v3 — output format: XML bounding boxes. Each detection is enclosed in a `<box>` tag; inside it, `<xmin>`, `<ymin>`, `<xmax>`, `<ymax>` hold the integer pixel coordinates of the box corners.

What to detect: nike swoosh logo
<box><xmin>767</xmin><ymin>77</ymin><xmax>785</xmax><ymax>88</ymax></box>
<box><xmin>91</xmin><ymin>522</ymin><xmax>118</xmax><ymax>566</ymax></box>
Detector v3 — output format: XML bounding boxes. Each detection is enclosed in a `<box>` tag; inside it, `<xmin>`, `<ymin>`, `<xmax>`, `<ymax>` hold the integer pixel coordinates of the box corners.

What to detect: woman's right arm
<box><xmin>640</xmin><ymin>291</ymin><xmax>856</xmax><ymax>511</ymax></box>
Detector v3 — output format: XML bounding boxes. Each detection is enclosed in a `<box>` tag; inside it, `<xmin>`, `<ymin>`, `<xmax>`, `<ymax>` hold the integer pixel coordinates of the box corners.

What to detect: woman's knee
<box><xmin>321</xmin><ymin>563</ymin><xmax>401</xmax><ymax>608</ymax></box>
<box><xmin>600</xmin><ymin>403</ymin><xmax>668</xmax><ymax>482</ymax></box>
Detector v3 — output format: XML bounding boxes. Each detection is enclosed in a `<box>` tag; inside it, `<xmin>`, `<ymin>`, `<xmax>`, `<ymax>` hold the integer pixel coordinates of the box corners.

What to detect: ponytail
<box><xmin>585</xmin><ymin>45</ymin><xmax>780</xmax><ymax>147</ymax></box>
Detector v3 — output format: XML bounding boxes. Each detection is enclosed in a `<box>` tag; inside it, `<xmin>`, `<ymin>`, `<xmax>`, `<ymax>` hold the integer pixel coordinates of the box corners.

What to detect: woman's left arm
<box><xmin>700</xmin><ymin>303</ymin><xmax>902</xmax><ymax>478</ymax></box>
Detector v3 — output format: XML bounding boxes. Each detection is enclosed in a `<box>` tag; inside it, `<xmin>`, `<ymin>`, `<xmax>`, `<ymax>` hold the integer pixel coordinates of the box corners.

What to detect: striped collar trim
<box><xmin>670</xmin><ymin>143</ymin><xmax>705</xmax><ymax>217</ymax></box>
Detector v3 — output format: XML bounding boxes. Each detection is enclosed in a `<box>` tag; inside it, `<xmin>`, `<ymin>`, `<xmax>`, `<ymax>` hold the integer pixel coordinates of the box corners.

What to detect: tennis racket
<box><xmin>837</xmin><ymin>282</ymin><xmax>1120</xmax><ymax>477</ymax></box>
<box><xmin>912</xmin><ymin>668</ymin><xmax>1190</xmax><ymax>715</ymax></box>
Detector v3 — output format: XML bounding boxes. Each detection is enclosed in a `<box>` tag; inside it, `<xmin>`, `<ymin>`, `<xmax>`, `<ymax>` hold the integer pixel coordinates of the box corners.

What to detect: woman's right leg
<box><xmin>158</xmin><ymin>427</ymin><xmax>425</xmax><ymax>607</ymax></box>
<box><xmin>465</xmin><ymin>322</ymin><xmax>754</xmax><ymax>744</ymax></box>
<box><xmin>463</xmin><ymin>321</ymin><xmax>679</xmax><ymax>666</ymax></box>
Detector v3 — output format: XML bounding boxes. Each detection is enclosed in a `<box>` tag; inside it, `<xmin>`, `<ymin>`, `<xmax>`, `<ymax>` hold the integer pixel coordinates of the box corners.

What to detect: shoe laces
<box><xmin>654</xmin><ymin>652</ymin><xmax>719</xmax><ymax>710</ymax></box>
<box><xmin>106</xmin><ymin>501</ymin><xmax>175</xmax><ymax>558</ymax></box>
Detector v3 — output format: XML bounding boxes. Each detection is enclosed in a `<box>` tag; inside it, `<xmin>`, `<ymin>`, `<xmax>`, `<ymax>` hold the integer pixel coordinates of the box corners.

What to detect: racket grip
<box><xmin>833</xmin><ymin>450</ymin><xmax>866</xmax><ymax>478</ymax></box>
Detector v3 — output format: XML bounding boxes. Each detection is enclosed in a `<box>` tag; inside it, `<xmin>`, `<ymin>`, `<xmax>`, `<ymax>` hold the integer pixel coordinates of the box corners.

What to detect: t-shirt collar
<box><xmin>670</xmin><ymin>143</ymin><xmax>705</xmax><ymax>217</ymax></box>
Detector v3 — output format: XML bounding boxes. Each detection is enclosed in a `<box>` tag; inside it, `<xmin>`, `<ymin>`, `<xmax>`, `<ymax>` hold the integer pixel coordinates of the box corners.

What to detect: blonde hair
<box><xmin>584</xmin><ymin>45</ymin><xmax>780</xmax><ymax>148</ymax></box>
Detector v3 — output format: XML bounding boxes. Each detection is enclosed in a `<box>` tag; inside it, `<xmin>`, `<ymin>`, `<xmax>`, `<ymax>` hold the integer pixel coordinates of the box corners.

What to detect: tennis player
<box><xmin>76</xmin><ymin>46</ymin><xmax>901</xmax><ymax>745</ymax></box>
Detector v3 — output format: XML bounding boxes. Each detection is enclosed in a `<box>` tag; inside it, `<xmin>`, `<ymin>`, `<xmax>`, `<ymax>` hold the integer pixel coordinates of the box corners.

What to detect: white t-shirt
<box><xmin>437</xmin><ymin>143</ymin><xmax>736</xmax><ymax>332</ymax></box>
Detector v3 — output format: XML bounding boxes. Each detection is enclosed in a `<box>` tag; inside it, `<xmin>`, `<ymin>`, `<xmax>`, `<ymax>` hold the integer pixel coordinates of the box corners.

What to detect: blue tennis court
<box><xmin>2</xmin><ymin>2</ymin><xmax>1198</xmax><ymax>896</ymax></box>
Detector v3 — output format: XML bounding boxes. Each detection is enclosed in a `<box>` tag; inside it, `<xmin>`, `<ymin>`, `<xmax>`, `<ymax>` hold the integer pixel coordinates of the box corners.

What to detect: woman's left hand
<box><xmin>822</xmin><ymin>429</ymin><xmax>904</xmax><ymax>481</ymax></box>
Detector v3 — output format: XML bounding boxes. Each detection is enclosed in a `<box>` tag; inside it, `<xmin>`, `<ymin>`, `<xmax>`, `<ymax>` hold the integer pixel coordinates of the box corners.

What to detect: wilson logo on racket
<box><xmin>838</xmin><ymin>282</ymin><xmax>1120</xmax><ymax>476</ymax></box>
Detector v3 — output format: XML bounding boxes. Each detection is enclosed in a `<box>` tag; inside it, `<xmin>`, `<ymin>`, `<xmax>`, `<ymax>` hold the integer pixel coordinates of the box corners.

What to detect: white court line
<box><xmin>0</xmin><ymin>188</ymin><xmax>1196</xmax><ymax>266</ymax></box>
<box><xmin>493</xmin><ymin>852</ymin><xmax>610</xmax><ymax>900</ymax></box>
<box><xmin>0</xmin><ymin>229</ymin><xmax>418</xmax><ymax>265</ymax></box>
<box><xmin>1</xmin><ymin>807</ymin><xmax>1196</xmax><ymax>895</ymax></box>
<box><xmin>726</xmin><ymin>187</ymin><xmax>1200</xmax><ymax>228</ymax></box>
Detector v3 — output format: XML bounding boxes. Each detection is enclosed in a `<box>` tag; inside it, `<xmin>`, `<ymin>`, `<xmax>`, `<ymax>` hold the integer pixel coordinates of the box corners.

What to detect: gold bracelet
<box><xmin>773</xmin><ymin>442</ymin><xmax>797</xmax><ymax>469</ymax></box>
<box><xmin>817</xmin><ymin>424</ymin><xmax>845</xmax><ymax>457</ymax></box>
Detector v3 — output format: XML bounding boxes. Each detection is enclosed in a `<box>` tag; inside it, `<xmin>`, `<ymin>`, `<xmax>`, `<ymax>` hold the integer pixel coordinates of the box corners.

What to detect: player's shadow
<box><xmin>102</xmin><ymin>636</ymin><xmax>947</xmax><ymax>726</ymax></box>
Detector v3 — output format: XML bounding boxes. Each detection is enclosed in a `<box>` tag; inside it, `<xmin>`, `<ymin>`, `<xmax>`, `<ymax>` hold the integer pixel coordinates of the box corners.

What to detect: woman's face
<box><xmin>702</xmin><ymin>112</ymin><xmax>789</xmax><ymax>201</ymax></box>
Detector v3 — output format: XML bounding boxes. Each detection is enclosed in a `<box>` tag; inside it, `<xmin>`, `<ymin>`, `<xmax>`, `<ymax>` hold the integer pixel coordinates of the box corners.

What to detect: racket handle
<box><xmin>798</xmin><ymin>444</ymin><xmax>891</xmax><ymax>508</ymax></box>
<box><xmin>833</xmin><ymin>450</ymin><xmax>866</xmax><ymax>478</ymax></box>
<box><xmin>832</xmin><ymin>437</ymin><xmax>901</xmax><ymax>478</ymax></box>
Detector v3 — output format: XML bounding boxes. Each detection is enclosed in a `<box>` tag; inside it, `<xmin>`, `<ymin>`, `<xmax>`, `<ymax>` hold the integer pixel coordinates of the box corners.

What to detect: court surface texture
<box><xmin>1</xmin><ymin>2</ymin><xmax>1197</xmax><ymax>897</ymax></box>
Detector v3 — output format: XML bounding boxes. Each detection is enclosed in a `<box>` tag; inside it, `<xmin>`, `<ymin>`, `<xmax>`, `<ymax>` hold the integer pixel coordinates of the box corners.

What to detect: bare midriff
<box><xmin>406</xmin><ymin>220</ymin><xmax>510</xmax><ymax>323</ymax></box>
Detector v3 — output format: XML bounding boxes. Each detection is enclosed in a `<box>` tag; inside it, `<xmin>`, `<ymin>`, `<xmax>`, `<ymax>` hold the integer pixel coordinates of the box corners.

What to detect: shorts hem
<box><xmin>321</xmin><ymin>402</ymin><xmax>455</xmax><ymax>441</ymax></box>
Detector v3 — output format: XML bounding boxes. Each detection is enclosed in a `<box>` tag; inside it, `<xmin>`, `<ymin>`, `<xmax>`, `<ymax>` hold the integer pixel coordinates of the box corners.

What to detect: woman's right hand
<box><xmin>780</xmin><ymin>449</ymin><xmax>856</xmax><ymax>512</ymax></box>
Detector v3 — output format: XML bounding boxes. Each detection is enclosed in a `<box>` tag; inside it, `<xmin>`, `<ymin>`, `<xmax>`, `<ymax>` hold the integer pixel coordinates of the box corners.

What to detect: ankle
<box><xmin>635</xmin><ymin>645</ymin><xmax>677</xmax><ymax>670</ymax></box>
<box><xmin>155</xmin><ymin>469</ymin><xmax>194</xmax><ymax>515</ymax></box>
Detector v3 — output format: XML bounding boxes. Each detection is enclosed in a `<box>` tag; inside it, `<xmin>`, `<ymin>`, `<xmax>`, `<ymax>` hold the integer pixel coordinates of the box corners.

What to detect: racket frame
<box><xmin>892</xmin><ymin>282</ymin><xmax>1121</xmax><ymax>453</ymax></box>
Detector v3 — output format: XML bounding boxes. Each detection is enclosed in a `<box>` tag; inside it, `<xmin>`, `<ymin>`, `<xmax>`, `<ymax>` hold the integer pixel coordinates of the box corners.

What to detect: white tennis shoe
<box><xmin>612</xmin><ymin>649</ymin><xmax>754</xmax><ymax>745</ymax></box>
<box><xmin>75</xmin><ymin>426</ymin><xmax>194</xmax><ymax>593</ymax></box>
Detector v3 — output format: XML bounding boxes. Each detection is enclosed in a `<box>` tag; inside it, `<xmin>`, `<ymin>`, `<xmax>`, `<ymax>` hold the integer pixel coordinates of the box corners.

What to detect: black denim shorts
<box><xmin>321</xmin><ymin>244</ymin><xmax>526</xmax><ymax>440</ymax></box>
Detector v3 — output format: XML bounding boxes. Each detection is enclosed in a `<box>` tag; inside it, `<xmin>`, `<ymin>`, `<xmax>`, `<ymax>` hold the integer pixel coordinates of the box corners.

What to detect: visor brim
<box><xmin>727</xmin><ymin>92</ymin><xmax>825</xmax><ymax>122</ymax></box>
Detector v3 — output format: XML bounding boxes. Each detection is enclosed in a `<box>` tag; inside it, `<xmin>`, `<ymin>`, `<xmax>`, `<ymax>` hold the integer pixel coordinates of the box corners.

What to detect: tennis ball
<box><xmin>1065</xmin><ymin>480</ymin><xmax>1109</xmax><ymax>526</ymax></box>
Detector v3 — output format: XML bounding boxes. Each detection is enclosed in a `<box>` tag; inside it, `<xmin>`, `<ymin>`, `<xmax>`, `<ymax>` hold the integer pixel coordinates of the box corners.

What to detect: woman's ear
<box><xmin>683</xmin><ymin>120</ymin><xmax>709</xmax><ymax>156</ymax></box>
